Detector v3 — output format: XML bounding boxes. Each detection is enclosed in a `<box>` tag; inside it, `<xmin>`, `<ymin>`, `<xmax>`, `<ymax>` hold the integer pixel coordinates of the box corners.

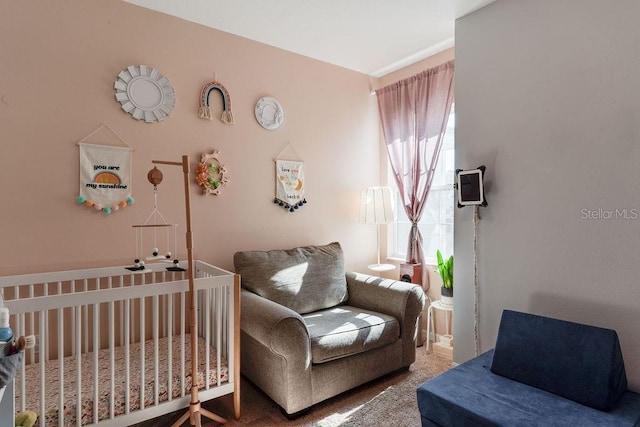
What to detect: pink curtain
<box><xmin>376</xmin><ymin>60</ymin><xmax>455</xmax><ymax>277</ymax></box>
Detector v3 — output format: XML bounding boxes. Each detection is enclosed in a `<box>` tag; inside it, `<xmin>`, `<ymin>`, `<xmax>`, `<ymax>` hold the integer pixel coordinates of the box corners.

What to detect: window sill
<box><xmin>388</xmin><ymin>256</ymin><xmax>437</xmax><ymax>267</ymax></box>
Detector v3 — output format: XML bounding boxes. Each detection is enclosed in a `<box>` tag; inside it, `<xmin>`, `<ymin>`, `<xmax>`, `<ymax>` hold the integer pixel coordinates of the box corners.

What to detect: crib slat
<box><xmin>57</xmin><ymin>304</ymin><xmax>64</xmax><ymax>427</ymax></box>
<box><xmin>217</xmin><ymin>287</ymin><xmax>223</xmax><ymax>387</ymax></box>
<box><xmin>125</xmin><ymin>298</ymin><xmax>131</xmax><ymax>415</ymax></box>
<box><xmin>93</xmin><ymin>299</ymin><xmax>99</xmax><ymax>424</ymax></box>
<box><xmin>109</xmin><ymin>300</ymin><xmax>115</xmax><ymax>420</ymax></box>
<box><xmin>223</xmin><ymin>286</ymin><xmax>229</xmax><ymax>360</ymax></box>
<box><xmin>76</xmin><ymin>305</ymin><xmax>82</xmax><ymax>426</ymax></box>
<box><xmin>161</xmin><ymin>271</ymin><xmax>167</xmax><ymax>338</ymax></box>
<box><xmin>39</xmin><ymin>310</ymin><xmax>46</xmax><ymax>427</ymax></box>
<box><xmin>71</xmin><ymin>280</ymin><xmax>76</xmax><ymax>357</ymax></box>
<box><xmin>28</xmin><ymin>284</ymin><xmax>35</xmax><ymax>365</ymax></box>
<box><xmin>205</xmin><ymin>287</ymin><xmax>211</xmax><ymax>390</ymax></box>
<box><xmin>118</xmin><ymin>275</ymin><xmax>124</xmax><ymax>347</ymax></box>
<box><xmin>180</xmin><ymin>290</ymin><xmax>185</xmax><ymax>398</ymax></box>
<box><xmin>153</xmin><ymin>294</ymin><xmax>159</xmax><ymax>406</ymax></box>
<box><xmin>167</xmin><ymin>292</ymin><xmax>173</xmax><ymax>401</ymax></box>
<box><xmin>83</xmin><ymin>279</ymin><xmax>89</xmax><ymax>354</ymax></box>
<box><xmin>16</xmin><ymin>311</ymin><xmax>25</xmax><ymax>412</ymax></box>
<box><xmin>44</xmin><ymin>283</ymin><xmax>49</xmax><ymax>363</ymax></box>
<box><xmin>140</xmin><ymin>296</ymin><xmax>145</xmax><ymax>410</ymax></box>
<box><xmin>212</xmin><ymin>287</ymin><xmax>217</xmax><ymax>387</ymax></box>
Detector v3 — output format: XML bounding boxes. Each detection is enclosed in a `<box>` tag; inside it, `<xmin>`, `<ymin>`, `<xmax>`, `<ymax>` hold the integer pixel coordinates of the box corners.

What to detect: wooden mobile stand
<box><xmin>152</xmin><ymin>156</ymin><xmax>228</xmax><ymax>427</ymax></box>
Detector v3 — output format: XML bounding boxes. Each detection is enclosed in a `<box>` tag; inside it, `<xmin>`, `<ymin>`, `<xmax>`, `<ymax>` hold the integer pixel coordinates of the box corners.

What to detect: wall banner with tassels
<box><xmin>77</xmin><ymin>143</ymin><xmax>134</xmax><ymax>215</ymax></box>
<box><xmin>74</xmin><ymin>124</ymin><xmax>134</xmax><ymax>215</ymax></box>
<box><xmin>273</xmin><ymin>143</ymin><xmax>307</xmax><ymax>212</ymax></box>
<box><xmin>274</xmin><ymin>159</ymin><xmax>307</xmax><ymax>212</ymax></box>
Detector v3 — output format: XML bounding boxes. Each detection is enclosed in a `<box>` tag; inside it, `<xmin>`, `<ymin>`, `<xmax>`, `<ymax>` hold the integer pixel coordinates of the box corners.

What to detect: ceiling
<box><xmin>124</xmin><ymin>0</ymin><xmax>495</xmax><ymax>77</ymax></box>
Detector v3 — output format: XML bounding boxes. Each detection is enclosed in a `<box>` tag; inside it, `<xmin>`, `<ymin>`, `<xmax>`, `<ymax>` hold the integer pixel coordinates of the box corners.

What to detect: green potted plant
<box><xmin>436</xmin><ymin>249</ymin><xmax>453</xmax><ymax>306</ymax></box>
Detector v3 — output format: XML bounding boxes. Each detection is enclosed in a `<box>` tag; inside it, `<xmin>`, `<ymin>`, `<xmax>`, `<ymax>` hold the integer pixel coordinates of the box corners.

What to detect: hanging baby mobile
<box><xmin>195</xmin><ymin>150</ymin><xmax>230</xmax><ymax>195</ymax></box>
<box><xmin>127</xmin><ymin>166</ymin><xmax>184</xmax><ymax>272</ymax></box>
<box><xmin>198</xmin><ymin>80</ymin><xmax>234</xmax><ymax>124</ymax></box>
<box><xmin>274</xmin><ymin>143</ymin><xmax>307</xmax><ymax>212</ymax></box>
<box><xmin>75</xmin><ymin>124</ymin><xmax>134</xmax><ymax>215</ymax></box>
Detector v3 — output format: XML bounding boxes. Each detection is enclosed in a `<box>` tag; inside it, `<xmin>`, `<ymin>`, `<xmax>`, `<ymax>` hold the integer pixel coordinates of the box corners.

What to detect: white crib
<box><xmin>0</xmin><ymin>261</ymin><xmax>240</xmax><ymax>426</ymax></box>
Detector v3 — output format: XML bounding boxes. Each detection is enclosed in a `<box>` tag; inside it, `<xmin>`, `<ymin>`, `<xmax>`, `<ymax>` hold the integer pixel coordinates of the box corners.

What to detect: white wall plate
<box><xmin>255</xmin><ymin>96</ymin><xmax>285</xmax><ymax>130</ymax></box>
<box><xmin>114</xmin><ymin>65</ymin><xmax>175</xmax><ymax>123</ymax></box>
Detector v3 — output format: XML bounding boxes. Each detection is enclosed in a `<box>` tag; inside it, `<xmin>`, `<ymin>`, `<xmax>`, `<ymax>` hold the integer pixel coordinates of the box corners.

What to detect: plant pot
<box><xmin>441</xmin><ymin>286</ymin><xmax>453</xmax><ymax>306</ymax></box>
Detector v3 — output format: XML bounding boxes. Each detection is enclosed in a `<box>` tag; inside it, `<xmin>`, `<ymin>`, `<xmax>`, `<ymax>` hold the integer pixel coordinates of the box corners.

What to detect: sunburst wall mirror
<box><xmin>114</xmin><ymin>65</ymin><xmax>176</xmax><ymax>123</ymax></box>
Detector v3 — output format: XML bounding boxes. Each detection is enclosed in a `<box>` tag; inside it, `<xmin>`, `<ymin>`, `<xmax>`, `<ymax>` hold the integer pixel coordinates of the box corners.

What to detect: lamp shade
<box><xmin>360</xmin><ymin>187</ymin><xmax>395</xmax><ymax>224</ymax></box>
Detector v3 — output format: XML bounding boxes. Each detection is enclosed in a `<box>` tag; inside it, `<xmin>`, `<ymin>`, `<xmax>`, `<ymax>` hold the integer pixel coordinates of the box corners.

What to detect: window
<box><xmin>389</xmin><ymin>106</ymin><xmax>455</xmax><ymax>265</ymax></box>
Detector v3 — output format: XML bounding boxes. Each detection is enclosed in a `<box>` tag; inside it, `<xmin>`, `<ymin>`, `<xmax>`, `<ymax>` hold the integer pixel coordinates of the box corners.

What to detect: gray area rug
<box><xmin>134</xmin><ymin>349</ymin><xmax>451</xmax><ymax>426</ymax></box>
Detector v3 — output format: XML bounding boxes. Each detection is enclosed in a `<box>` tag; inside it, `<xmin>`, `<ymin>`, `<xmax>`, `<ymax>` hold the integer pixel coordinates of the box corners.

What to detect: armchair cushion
<box><xmin>234</xmin><ymin>242</ymin><xmax>348</xmax><ymax>314</ymax></box>
<box><xmin>302</xmin><ymin>305</ymin><xmax>400</xmax><ymax>364</ymax></box>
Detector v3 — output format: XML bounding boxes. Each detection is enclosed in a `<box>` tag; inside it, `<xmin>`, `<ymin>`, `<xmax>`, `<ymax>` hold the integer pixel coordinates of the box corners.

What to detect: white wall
<box><xmin>455</xmin><ymin>0</ymin><xmax>640</xmax><ymax>390</ymax></box>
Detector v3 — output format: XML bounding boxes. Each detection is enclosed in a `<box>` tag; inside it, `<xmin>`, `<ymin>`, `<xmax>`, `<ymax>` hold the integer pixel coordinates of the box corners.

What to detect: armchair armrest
<box><xmin>240</xmin><ymin>289</ymin><xmax>313</xmax><ymax>413</ymax></box>
<box><xmin>346</xmin><ymin>272</ymin><xmax>425</xmax><ymax>366</ymax></box>
<box><xmin>240</xmin><ymin>289</ymin><xmax>310</xmax><ymax>359</ymax></box>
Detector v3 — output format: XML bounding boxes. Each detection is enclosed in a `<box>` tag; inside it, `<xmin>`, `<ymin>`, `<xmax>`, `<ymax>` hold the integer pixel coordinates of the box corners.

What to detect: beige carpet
<box><xmin>134</xmin><ymin>348</ymin><xmax>452</xmax><ymax>427</ymax></box>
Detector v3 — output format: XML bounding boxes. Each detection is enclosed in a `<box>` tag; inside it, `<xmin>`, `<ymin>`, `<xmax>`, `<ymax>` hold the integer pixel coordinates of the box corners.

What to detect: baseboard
<box><xmin>423</xmin><ymin>330</ymin><xmax>453</xmax><ymax>361</ymax></box>
<box><xmin>422</xmin><ymin>330</ymin><xmax>447</xmax><ymax>343</ymax></box>
<box><xmin>432</xmin><ymin>340</ymin><xmax>453</xmax><ymax>360</ymax></box>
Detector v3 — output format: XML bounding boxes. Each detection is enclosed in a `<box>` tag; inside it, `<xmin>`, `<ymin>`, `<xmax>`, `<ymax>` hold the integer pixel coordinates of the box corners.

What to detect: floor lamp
<box><xmin>152</xmin><ymin>156</ymin><xmax>226</xmax><ymax>427</ymax></box>
<box><xmin>360</xmin><ymin>187</ymin><xmax>396</xmax><ymax>272</ymax></box>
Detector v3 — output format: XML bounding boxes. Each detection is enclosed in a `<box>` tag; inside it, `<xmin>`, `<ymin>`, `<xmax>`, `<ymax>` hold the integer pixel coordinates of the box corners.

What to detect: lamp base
<box><xmin>368</xmin><ymin>263</ymin><xmax>396</xmax><ymax>272</ymax></box>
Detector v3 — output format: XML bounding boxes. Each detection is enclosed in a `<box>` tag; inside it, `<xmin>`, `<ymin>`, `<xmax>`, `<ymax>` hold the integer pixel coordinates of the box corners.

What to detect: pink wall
<box><xmin>0</xmin><ymin>1</ymin><xmax>381</xmax><ymax>275</ymax></box>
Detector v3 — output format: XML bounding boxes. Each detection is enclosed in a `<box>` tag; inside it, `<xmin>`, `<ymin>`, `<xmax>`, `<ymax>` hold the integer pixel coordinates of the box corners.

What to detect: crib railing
<box><xmin>0</xmin><ymin>261</ymin><xmax>240</xmax><ymax>427</ymax></box>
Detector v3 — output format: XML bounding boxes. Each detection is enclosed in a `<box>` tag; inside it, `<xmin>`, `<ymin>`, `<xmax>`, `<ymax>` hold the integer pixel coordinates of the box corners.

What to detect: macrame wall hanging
<box><xmin>195</xmin><ymin>150</ymin><xmax>230</xmax><ymax>195</ymax></box>
<box><xmin>75</xmin><ymin>124</ymin><xmax>134</xmax><ymax>215</ymax></box>
<box><xmin>274</xmin><ymin>143</ymin><xmax>307</xmax><ymax>212</ymax></box>
<box><xmin>198</xmin><ymin>80</ymin><xmax>234</xmax><ymax>124</ymax></box>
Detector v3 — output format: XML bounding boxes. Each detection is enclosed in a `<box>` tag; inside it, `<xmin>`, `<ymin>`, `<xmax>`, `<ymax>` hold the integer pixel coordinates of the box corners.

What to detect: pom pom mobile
<box><xmin>126</xmin><ymin>165</ymin><xmax>184</xmax><ymax>272</ymax></box>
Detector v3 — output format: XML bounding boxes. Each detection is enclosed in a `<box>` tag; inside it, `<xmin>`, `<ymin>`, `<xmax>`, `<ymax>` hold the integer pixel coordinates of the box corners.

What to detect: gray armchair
<box><xmin>234</xmin><ymin>242</ymin><xmax>425</xmax><ymax>416</ymax></box>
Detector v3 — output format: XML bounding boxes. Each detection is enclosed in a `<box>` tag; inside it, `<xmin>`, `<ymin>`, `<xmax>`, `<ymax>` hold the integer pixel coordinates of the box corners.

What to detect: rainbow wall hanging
<box><xmin>198</xmin><ymin>81</ymin><xmax>234</xmax><ymax>124</ymax></box>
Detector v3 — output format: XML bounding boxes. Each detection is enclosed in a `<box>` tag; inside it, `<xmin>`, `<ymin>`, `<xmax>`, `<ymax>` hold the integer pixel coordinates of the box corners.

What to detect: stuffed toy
<box><xmin>14</xmin><ymin>411</ymin><xmax>37</xmax><ymax>427</ymax></box>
